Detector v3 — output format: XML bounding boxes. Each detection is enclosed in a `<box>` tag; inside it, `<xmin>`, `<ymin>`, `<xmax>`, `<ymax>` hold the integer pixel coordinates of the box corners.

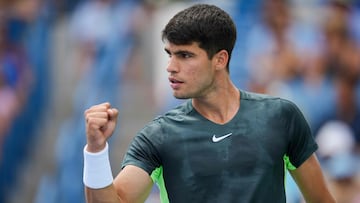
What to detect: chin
<box><xmin>173</xmin><ymin>92</ymin><xmax>190</xmax><ymax>100</ymax></box>
<box><xmin>174</xmin><ymin>95</ymin><xmax>188</xmax><ymax>99</ymax></box>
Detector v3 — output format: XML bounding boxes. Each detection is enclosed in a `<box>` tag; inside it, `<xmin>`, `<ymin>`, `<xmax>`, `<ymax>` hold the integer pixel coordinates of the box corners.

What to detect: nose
<box><xmin>166</xmin><ymin>57</ymin><xmax>179</xmax><ymax>73</ymax></box>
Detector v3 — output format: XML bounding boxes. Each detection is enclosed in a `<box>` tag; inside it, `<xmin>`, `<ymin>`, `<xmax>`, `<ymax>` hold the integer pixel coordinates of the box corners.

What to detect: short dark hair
<box><xmin>162</xmin><ymin>4</ymin><xmax>237</xmax><ymax>71</ymax></box>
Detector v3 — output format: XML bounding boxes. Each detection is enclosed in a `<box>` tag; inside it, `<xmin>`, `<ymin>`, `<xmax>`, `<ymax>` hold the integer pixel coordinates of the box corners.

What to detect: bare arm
<box><xmin>113</xmin><ymin>165</ymin><xmax>154</xmax><ymax>203</ymax></box>
<box><xmin>85</xmin><ymin>184</ymin><xmax>120</xmax><ymax>203</ymax></box>
<box><xmin>84</xmin><ymin>103</ymin><xmax>153</xmax><ymax>203</ymax></box>
<box><xmin>85</xmin><ymin>165</ymin><xmax>153</xmax><ymax>203</ymax></box>
<box><xmin>290</xmin><ymin>153</ymin><xmax>336</xmax><ymax>203</ymax></box>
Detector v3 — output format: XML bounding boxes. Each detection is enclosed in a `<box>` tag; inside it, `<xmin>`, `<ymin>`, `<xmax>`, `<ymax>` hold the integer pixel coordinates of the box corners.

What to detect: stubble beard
<box><xmin>172</xmin><ymin>85</ymin><xmax>212</xmax><ymax>100</ymax></box>
<box><xmin>173</xmin><ymin>92</ymin><xmax>191</xmax><ymax>100</ymax></box>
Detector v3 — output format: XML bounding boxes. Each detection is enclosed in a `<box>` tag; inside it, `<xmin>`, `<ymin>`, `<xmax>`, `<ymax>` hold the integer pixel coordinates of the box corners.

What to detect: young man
<box><xmin>83</xmin><ymin>4</ymin><xmax>335</xmax><ymax>203</ymax></box>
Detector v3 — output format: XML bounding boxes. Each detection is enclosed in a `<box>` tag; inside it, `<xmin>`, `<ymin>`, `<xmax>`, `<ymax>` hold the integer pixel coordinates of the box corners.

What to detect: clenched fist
<box><xmin>84</xmin><ymin>102</ymin><xmax>118</xmax><ymax>153</ymax></box>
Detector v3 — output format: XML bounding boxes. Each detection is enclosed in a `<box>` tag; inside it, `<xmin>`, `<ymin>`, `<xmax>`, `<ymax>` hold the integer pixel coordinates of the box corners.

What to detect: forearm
<box><xmin>291</xmin><ymin>154</ymin><xmax>336</xmax><ymax>203</ymax></box>
<box><xmin>85</xmin><ymin>184</ymin><xmax>121</xmax><ymax>203</ymax></box>
<box><xmin>84</xmin><ymin>142</ymin><xmax>120</xmax><ymax>202</ymax></box>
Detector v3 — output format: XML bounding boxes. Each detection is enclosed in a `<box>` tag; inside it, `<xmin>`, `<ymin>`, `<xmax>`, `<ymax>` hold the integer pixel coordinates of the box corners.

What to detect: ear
<box><xmin>213</xmin><ymin>50</ymin><xmax>229</xmax><ymax>71</ymax></box>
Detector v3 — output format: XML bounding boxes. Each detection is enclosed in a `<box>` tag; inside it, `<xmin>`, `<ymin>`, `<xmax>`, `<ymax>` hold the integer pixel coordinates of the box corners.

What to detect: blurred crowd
<box><xmin>0</xmin><ymin>0</ymin><xmax>359</xmax><ymax>203</ymax></box>
<box><xmin>0</xmin><ymin>0</ymin><xmax>52</xmax><ymax>201</ymax></box>
<box><xmin>240</xmin><ymin>1</ymin><xmax>360</xmax><ymax>202</ymax></box>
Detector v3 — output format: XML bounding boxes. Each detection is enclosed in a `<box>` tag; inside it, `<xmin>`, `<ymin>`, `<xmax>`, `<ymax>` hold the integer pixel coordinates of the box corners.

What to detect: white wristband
<box><xmin>83</xmin><ymin>142</ymin><xmax>113</xmax><ymax>189</ymax></box>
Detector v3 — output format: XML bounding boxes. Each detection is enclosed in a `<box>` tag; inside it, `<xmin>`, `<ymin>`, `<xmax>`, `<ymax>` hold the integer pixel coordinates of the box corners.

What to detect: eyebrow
<box><xmin>164</xmin><ymin>48</ymin><xmax>195</xmax><ymax>56</ymax></box>
<box><xmin>164</xmin><ymin>48</ymin><xmax>171</xmax><ymax>55</ymax></box>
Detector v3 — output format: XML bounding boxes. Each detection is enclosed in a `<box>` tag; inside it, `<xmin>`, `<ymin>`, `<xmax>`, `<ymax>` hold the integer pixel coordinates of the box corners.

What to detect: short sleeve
<box><xmin>282</xmin><ymin>99</ymin><xmax>318</xmax><ymax>168</ymax></box>
<box><xmin>121</xmin><ymin>120</ymin><xmax>162</xmax><ymax>175</ymax></box>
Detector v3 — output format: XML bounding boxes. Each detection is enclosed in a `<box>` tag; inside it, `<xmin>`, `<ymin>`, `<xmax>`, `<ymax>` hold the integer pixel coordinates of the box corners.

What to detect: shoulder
<box><xmin>240</xmin><ymin>90</ymin><xmax>278</xmax><ymax>101</ymax></box>
<box><xmin>140</xmin><ymin>100</ymin><xmax>193</xmax><ymax>132</ymax></box>
<box><xmin>240</xmin><ymin>90</ymin><xmax>302</xmax><ymax>115</ymax></box>
<box><xmin>163</xmin><ymin>99</ymin><xmax>193</xmax><ymax>116</ymax></box>
<box><xmin>156</xmin><ymin>100</ymin><xmax>194</xmax><ymax>122</ymax></box>
<box><xmin>240</xmin><ymin>90</ymin><xmax>285</xmax><ymax>109</ymax></box>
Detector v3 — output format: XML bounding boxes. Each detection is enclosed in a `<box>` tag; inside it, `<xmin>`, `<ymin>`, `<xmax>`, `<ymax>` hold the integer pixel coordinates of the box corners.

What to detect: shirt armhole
<box><xmin>150</xmin><ymin>166</ymin><xmax>169</xmax><ymax>203</ymax></box>
<box><xmin>283</xmin><ymin>154</ymin><xmax>297</xmax><ymax>171</ymax></box>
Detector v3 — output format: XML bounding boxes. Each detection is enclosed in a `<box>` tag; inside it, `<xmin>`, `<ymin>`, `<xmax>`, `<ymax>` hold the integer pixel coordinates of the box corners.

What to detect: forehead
<box><xmin>164</xmin><ymin>41</ymin><xmax>203</xmax><ymax>53</ymax></box>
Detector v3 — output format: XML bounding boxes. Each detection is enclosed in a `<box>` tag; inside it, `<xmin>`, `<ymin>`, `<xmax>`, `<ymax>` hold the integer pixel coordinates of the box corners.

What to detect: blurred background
<box><xmin>0</xmin><ymin>0</ymin><xmax>359</xmax><ymax>202</ymax></box>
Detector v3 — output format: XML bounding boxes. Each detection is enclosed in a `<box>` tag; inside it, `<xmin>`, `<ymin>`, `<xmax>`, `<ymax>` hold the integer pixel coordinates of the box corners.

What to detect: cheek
<box><xmin>188</xmin><ymin>69</ymin><xmax>213</xmax><ymax>88</ymax></box>
<box><xmin>185</xmin><ymin>60</ymin><xmax>213</xmax><ymax>84</ymax></box>
<box><xmin>184</xmin><ymin>63</ymin><xmax>200</xmax><ymax>80</ymax></box>
<box><xmin>187</xmin><ymin>70</ymin><xmax>199</xmax><ymax>84</ymax></box>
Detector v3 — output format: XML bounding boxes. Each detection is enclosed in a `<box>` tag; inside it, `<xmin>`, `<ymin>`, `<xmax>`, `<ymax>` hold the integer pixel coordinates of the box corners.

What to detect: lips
<box><xmin>169</xmin><ymin>77</ymin><xmax>183</xmax><ymax>89</ymax></box>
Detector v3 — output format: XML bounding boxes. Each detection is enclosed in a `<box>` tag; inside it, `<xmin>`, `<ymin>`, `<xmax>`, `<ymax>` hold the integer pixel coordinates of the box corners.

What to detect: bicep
<box><xmin>113</xmin><ymin>165</ymin><xmax>154</xmax><ymax>203</ymax></box>
<box><xmin>290</xmin><ymin>153</ymin><xmax>335</xmax><ymax>203</ymax></box>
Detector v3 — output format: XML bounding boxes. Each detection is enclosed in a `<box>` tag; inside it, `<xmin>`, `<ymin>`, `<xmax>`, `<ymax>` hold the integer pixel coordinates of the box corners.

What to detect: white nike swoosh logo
<box><xmin>212</xmin><ymin>133</ymin><xmax>233</xmax><ymax>143</ymax></box>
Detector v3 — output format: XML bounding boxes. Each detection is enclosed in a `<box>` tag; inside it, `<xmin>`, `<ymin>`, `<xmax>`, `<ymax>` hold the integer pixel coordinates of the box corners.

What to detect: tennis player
<box><xmin>83</xmin><ymin>4</ymin><xmax>335</xmax><ymax>203</ymax></box>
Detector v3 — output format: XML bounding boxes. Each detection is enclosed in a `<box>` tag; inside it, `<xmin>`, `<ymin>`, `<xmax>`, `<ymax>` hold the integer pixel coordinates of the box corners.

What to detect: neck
<box><xmin>192</xmin><ymin>82</ymin><xmax>240</xmax><ymax>124</ymax></box>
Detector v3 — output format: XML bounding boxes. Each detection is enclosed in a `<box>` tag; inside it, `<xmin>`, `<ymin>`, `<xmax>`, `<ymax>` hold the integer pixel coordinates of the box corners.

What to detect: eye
<box><xmin>178</xmin><ymin>52</ymin><xmax>193</xmax><ymax>59</ymax></box>
<box><xmin>181</xmin><ymin>53</ymin><xmax>191</xmax><ymax>58</ymax></box>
